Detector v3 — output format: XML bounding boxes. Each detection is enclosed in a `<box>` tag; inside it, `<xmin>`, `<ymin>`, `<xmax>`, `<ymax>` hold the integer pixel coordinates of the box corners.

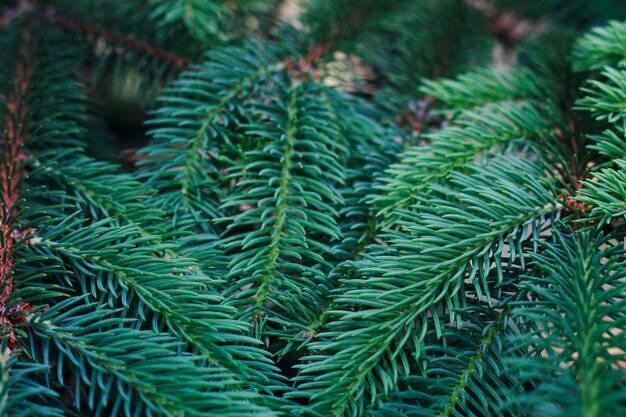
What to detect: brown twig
<box><xmin>49</xmin><ymin>12</ymin><xmax>191</xmax><ymax>69</ymax></box>
<box><xmin>0</xmin><ymin>3</ymin><xmax>191</xmax><ymax>69</ymax></box>
<box><xmin>0</xmin><ymin>26</ymin><xmax>36</xmax><ymax>354</ymax></box>
<box><xmin>286</xmin><ymin>41</ymin><xmax>334</xmax><ymax>81</ymax></box>
<box><xmin>464</xmin><ymin>0</ymin><xmax>548</xmax><ymax>68</ymax></box>
<box><xmin>464</xmin><ymin>0</ymin><xmax>541</xmax><ymax>45</ymax></box>
<box><xmin>398</xmin><ymin>97</ymin><xmax>437</xmax><ymax>135</ymax></box>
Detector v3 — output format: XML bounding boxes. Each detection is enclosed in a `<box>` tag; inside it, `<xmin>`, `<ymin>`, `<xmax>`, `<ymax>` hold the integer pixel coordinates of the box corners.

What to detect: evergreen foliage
<box><xmin>1</xmin><ymin>1</ymin><xmax>626</xmax><ymax>416</ymax></box>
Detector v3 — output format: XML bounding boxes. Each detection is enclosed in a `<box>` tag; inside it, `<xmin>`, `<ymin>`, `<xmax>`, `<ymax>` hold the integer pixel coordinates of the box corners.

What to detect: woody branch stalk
<box><xmin>48</xmin><ymin>11</ymin><xmax>190</xmax><ymax>69</ymax></box>
<box><xmin>0</xmin><ymin>27</ymin><xmax>35</xmax><ymax>353</ymax></box>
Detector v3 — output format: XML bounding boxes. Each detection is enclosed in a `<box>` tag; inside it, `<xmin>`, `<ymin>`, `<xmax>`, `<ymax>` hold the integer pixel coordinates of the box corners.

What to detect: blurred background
<box><xmin>7</xmin><ymin>0</ymin><xmax>625</xmax><ymax>165</ymax></box>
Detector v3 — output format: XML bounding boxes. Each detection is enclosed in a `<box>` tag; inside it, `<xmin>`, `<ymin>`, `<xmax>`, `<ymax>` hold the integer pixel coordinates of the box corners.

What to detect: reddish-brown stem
<box><xmin>300</xmin><ymin>42</ymin><xmax>334</xmax><ymax>72</ymax></box>
<box><xmin>286</xmin><ymin>41</ymin><xmax>334</xmax><ymax>81</ymax></box>
<box><xmin>464</xmin><ymin>0</ymin><xmax>540</xmax><ymax>45</ymax></box>
<box><xmin>1</xmin><ymin>4</ymin><xmax>190</xmax><ymax>69</ymax></box>
<box><xmin>1</xmin><ymin>28</ymin><xmax>35</xmax><ymax>353</ymax></box>
<box><xmin>49</xmin><ymin>12</ymin><xmax>191</xmax><ymax>69</ymax></box>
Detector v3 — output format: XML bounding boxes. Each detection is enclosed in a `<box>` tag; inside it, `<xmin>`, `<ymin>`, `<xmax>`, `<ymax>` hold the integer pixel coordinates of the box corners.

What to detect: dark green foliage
<box><xmin>493</xmin><ymin>0</ymin><xmax>626</xmax><ymax>25</ymax></box>
<box><xmin>0</xmin><ymin>354</ymin><xmax>67</xmax><ymax>417</ymax></box>
<box><xmin>2</xmin><ymin>1</ymin><xmax>626</xmax><ymax>417</ymax></box>
<box><xmin>508</xmin><ymin>230</ymin><xmax>626</xmax><ymax>417</ymax></box>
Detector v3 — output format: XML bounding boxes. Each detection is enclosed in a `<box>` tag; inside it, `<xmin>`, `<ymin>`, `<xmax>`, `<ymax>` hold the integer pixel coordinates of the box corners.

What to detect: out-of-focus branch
<box><xmin>465</xmin><ymin>0</ymin><xmax>544</xmax><ymax>44</ymax></box>
<box><xmin>48</xmin><ymin>11</ymin><xmax>191</xmax><ymax>69</ymax></box>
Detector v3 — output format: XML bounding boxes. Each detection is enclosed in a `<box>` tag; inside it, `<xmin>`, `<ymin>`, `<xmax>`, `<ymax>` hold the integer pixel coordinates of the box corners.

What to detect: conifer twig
<box><xmin>48</xmin><ymin>11</ymin><xmax>191</xmax><ymax>69</ymax></box>
<box><xmin>0</xmin><ymin>27</ymin><xmax>36</xmax><ymax>354</ymax></box>
<box><xmin>464</xmin><ymin>0</ymin><xmax>539</xmax><ymax>45</ymax></box>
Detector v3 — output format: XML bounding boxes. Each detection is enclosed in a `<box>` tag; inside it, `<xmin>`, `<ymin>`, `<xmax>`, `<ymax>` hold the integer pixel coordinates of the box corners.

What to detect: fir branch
<box><xmin>3</xmin><ymin>24</ymin><xmax>285</xmax><ymax>415</ymax></box>
<box><xmin>575</xmin><ymin>160</ymin><xmax>626</xmax><ymax>227</ymax></box>
<box><xmin>29</xmin><ymin>219</ymin><xmax>282</xmax><ymax>394</ymax></box>
<box><xmin>138</xmin><ymin>42</ymin><xmax>287</xmax><ymax>237</ymax></box>
<box><xmin>509</xmin><ymin>230</ymin><xmax>626</xmax><ymax>416</ymax></box>
<box><xmin>420</xmin><ymin>67</ymin><xmax>540</xmax><ymax>108</ymax></box>
<box><xmin>176</xmin><ymin>61</ymin><xmax>285</xmax><ymax>201</ymax></box>
<box><xmin>370</xmin><ymin>307</ymin><xmax>517</xmax><ymax>417</ymax></box>
<box><xmin>572</xmin><ymin>20</ymin><xmax>626</xmax><ymax>71</ymax></box>
<box><xmin>577</xmin><ymin>65</ymin><xmax>626</xmax><ymax>123</ymax></box>
<box><xmin>294</xmin><ymin>158</ymin><xmax>563</xmax><ymax>417</ymax></box>
<box><xmin>251</xmin><ymin>85</ymin><xmax>298</xmax><ymax>320</ymax></box>
<box><xmin>295</xmin><ymin>104</ymin><xmax>400</xmax><ymax>347</ymax></box>
<box><xmin>375</xmin><ymin>100</ymin><xmax>551</xmax><ymax>219</ymax></box>
<box><xmin>220</xmin><ymin>79</ymin><xmax>346</xmax><ymax>339</ymax></box>
<box><xmin>588</xmin><ymin>128</ymin><xmax>626</xmax><ymax>160</ymax></box>
<box><xmin>0</xmin><ymin>352</ymin><xmax>64</xmax><ymax>417</ymax></box>
<box><xmin>27</xmin><ymin>303</ymin><xmax>274</xmax><ymax>416</ymax></box>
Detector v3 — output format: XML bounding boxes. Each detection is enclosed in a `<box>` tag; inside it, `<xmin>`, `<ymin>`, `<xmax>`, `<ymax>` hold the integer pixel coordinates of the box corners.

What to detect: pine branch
<box><xmin>572</xmin><ymin>20</ymin><xmax>626</xmax><ymax>71</ymax></box>
<box><xmin>27</xmin><ymin>216</ymin><xmax>283</xmax><ymax>394</ymax></box>
<box><xmin>138</xmin><ymin>41</ymin><xmax>287</xmax><ymax>237</ymax></box>
<box><xmin>370</xmin><ymin>306</ymin><xmax>518</xmax><ymax>417</ymax></box>
<box><xmin>420</xmin><ymin>67</ymin><xmax>540</xmax><ymax>108</ymax></box>
<box><xmin>220</xmin><ymin>79</ymin><xmax>346</xmax><ymax>339</ymax></box>
<box><xmin>375</xmin><ymin>100</ymin><xmax>551</xmax><ymax>219</ymax></box>
<box><xmin>26</xmin><ymin>301</ymin><xmax>274</xmax><ymax>416</ymax></box>
<box><xmin>577</xmin><ymin>65</ymin><xmax>626</xmax><ymax>123</ymax></box>
<box><xmin>293</xmin><ymin>158</ymin><xmax>563</xmax><ymax>417</ymax></box>
<box><xmin>575</xmin><ymin>161</ymin><xmax>626</xmax><ymax>227</ymax></box>
<box><xmin>287</xmin><ymin>97</ymin><xmax>402</xmax><ymax>351</ymax></box>
<box><xmin>508</xmin><ymin>229</ymin><xmax>626</xmax><ymax>416</ymax></box>
<box><xmin>0</xmin><ymin>352</ymin><xmax>65</xmax><ymax>417</ymax></box>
